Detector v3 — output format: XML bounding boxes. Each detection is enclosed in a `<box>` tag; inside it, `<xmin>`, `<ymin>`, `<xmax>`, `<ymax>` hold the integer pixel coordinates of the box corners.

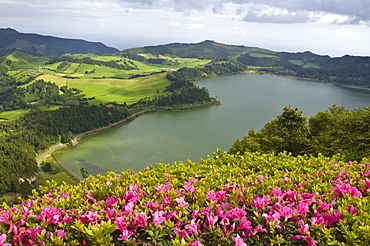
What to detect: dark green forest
<box><xmin>0</xmin><ymin>104</ymin><xmax>130</xmax><ymax>196</ymax></box>
<box><xmin>229</xmin><ymin>106</ymin><xmax>370</xmax><ymax>161</ymax></box>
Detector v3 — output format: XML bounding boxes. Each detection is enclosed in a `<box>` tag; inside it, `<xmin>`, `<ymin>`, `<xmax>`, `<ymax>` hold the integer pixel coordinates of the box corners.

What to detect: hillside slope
<box><xmin>0</xmin><ymin>28</ymin><xmax>119</xmax><ymax>56</ymax></box>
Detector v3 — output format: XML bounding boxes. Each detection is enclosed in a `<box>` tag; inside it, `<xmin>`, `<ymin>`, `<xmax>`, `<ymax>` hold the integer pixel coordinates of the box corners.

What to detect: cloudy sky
<box><xmin>1</xmin><ymin>0</ymin><xmax>370</xmax><ymax>57</ymax></box>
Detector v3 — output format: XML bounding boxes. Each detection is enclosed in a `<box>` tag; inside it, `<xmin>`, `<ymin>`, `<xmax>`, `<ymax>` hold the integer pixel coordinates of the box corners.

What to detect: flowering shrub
<box><xmin>1</xmin><ymin>151</ymin><xmax>370</xmax><ymax>245</ymax></box>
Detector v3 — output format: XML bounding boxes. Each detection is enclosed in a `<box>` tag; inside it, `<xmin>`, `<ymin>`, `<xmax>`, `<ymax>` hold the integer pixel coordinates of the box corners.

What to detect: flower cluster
<box><xmin>0</xmin><ymin>152</ymin><xmax>369</xmax><ymax>245</ymax></box>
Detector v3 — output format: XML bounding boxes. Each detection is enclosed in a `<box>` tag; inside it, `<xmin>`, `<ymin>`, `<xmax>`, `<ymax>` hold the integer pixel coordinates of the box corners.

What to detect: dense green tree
<box><xmin>229</xmin><ymin>107</ymin><xmax>309</xmax><ymax>155</ymax></box>
<box><xmin>229</xmin><ymin>105</ymin><xmax>370</xmax><ymax>161</ymax></box>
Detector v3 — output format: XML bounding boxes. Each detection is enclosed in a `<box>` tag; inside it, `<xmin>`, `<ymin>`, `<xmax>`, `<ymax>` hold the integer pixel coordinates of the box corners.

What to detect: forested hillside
<box><xmin>229</xmin><ymin>106</ymin><xmax>370</xmax><ymax>161</ymax></box>
<box><xmin>0</xmin><ymin>104</ymin><xmax>130</xmax><ymax>196</ymax></box>
<box><xmin>120</xmin><ymin>40</ymin><xmax>370</xmax><ymax>87</ymax></box>
<box><xmin>0</xmin><ymin>28</ymin><xmax>118</xmax><ymax>56</ymax></box>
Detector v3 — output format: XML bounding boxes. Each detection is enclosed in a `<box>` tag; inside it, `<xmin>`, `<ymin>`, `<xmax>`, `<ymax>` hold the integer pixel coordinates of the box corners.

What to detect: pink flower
<box><xmin>252</xmin><ymin>224</ymin><xmax>267</xmax><ymax>236</ymax></box>
<box><xmin>57</xmin><ymin>229</ymin><xmax>67</xmax><ymax>238</ymax></box>
<box><xmin>206</xmin><ymin>213</ymin><xmax>218</xmax><ymax>230</ymax></box>
<box><xmin>239</xmin><ymin>217</ymin><xmax>252</xmax><ymax>231</ymax></box>
<box><xmin>105</xmin><ymin>197</ymin><xmax>118</xmax><ymax>207</ymax></box>
<box><xmin>189</xmin><ymin>240</ymin><xmax>203</xmax><ymax>246</ymax></box>
<box><xmin>334</xmin><ymin>183</ymin><xmax>362</xmax><ymax>198</ymax></box>
<box><xmin>223</xmin><ymin>223</ymin><xmax>236</xmax><ymax>237</ymax></box>
<box><xmin>152</xmin><ymin>211</ymin><xmax>166</xmax><ymax>227</ymax></box>
<box><xmin>80</xmin><ymin>211</ymin><xmax>99</xmax><ymax>225</ymax></box>
<box><xmin>290</xmin><ymin>235</ymin><xmax>317</xmax><ymax>246</ymax></box>
<box><xmin>279</xmin><ymin>206</ymin><xmax>296</xmax><ymax>221</ymax></box>
<box><xmin>37</xmin><ymin>206</ymin><xmax>62</xmax><ymax>224</ymax></box>
<box><xmin>296</xmin><ymin>202</ymin><xmax>309</xmax><ymax>216</ymax></box>
<box><xmin>175</xmin><ymin>197</ymin><xmax>188</xmax><ymax>208</ymax></box>
<box><xmin>174</xmin><ymin>228</ymin><xmax>187</xmax><ymax>238</ymax></box>
<box><xmin>117</xmin><ymin>229</ymin><xmax>134</xmax><ymax>241</ymax></box>
<box><xmin>296</xmin><ymin>220</ymin><xmax>309</xmax><ymax>235</ymax></box>
<box><xmin>0</xmin><ymin>234</ymin><xmax>11</xmax><ymax>246</ymax></box>
<box><xmin>346</xmin><ymin>205</ymin><xmax>358</xmax><ymax>215</ymax></box>
<box><xmin>185</xmin><ymin>220</ymin><xmax>200</xmax><ymax>235</ymax></box>
<box><xmin>225</xmin><ymin>207</ymin><xmax>247</xmax><ymax>221</ymax></box>
<box><xmin>232</xmin><ymin>234</ymin><xmax>247</xmax><ymax>246</ymax></box>
<box><xmin>252</xmin><ymin>195</ymin><xmax>270</xmax><ymax>208</ymax></box>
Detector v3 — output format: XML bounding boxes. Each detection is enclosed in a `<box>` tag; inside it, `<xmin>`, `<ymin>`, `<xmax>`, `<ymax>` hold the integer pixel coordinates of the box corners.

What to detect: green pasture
<box><xmin>74</xmin><ymin>63</ymin><xmax>95</xmax><ymax>77</ymax></box>
<box><xmin>44</xmin><ymin>62</ymin><xmax>63</xmax><ymax>71</ymax></box>
<box><xmin>7</xmin><ymin>69</ymin><xmax>29</xmax><ymax>77</ymax></box>
<box><xmin>130</xmin><ymin>60</ymin><xmax>162</xmax><ymax>72</ymax></box>
<box><xmin>0</xmin><ymin>109</ymin><xmax>30</xmax><ymax>121</ymax></box>
<box><xmin>249</xmin><ymin>53</ymin><xmax>277</xmax><ymax>58</ymax></box>
<box><xmin>63</xmin><ymin>72</ymin><xmax>171</xmax><ymax>105</ymax></box>
<box><xmin>62</xmin><ymin>63</ymin><xmax>80</xmax><ymax>74</ymax></box>
<box><xmin>289</xmin><ymin>60</ymin><xmax>303</xmax><ymax>66</ymax></box>
<box><xmin>303</xmin><ymin>63</ymin><xmax>320</xmax><ymax>68</ymax></box>
<box><xmin>38</xmin><ymin>74</ymin><xmax>69</xmax><ymax>87</ymax></box>
<box><xmin>86</xmin><ymin>65</ymin><xmax>123</xmax><ymax>78</ymax></box>
<box><xmin>1</xmin><ymin>51</ymin><xmax>48</xmax><ymax>69</ymax></box>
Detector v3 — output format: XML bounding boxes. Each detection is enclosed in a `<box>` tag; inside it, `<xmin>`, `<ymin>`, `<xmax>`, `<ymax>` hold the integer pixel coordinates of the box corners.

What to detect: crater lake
<box><xmin>54</xmin><ymin>74</ymin><xmax>370</xmax><ymax>178</ymax></box>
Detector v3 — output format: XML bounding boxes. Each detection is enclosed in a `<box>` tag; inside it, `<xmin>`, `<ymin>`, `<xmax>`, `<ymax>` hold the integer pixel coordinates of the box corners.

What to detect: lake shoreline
<box><xmin>42</xmin><ymin>100</ymin><xmax>220</xmax><ymax>179</ymax></box>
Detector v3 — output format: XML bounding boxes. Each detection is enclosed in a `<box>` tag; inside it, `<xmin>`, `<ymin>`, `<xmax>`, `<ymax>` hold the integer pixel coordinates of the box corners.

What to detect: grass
<box><xmin>0</xmin><ymin>106</ymin><xmax>63</xmax><ymax>121</ymax></box>
<box><xmin>303</xmin><ymin>63</ymin><xmax>320</xmax><ymax>68</ymax></box>
<box><xmin>0</xmin><ymin>109</ymin><xmax>30</xmax><ymax>121</ymax></box>
<box><xmin>62</xmin><ymin>62</ymin><xmax>80</xmax><ymax>74</ymax></box>
<box><xmin>289</xmin><ymin>60</ymin><xmax>304</xmax><ymax>66</ymax></box>
<box><xmin>44</xmin><ymin>61</ymin><xmax>63</xmax><ymax>71</ymax></box>
<box><xmin>249</xmin><ymin>53</ymin><xmax>277</xmax><ymax>58</ymax></box>
<box><xmin>64</xmin><ymin>73</ymin><xmax>171</xmax><ymax>105</ymax></box>
<box><xmin>1</xmin><ymin>51</ymin><xmax>48</xmax><ymax>69</ymax></box>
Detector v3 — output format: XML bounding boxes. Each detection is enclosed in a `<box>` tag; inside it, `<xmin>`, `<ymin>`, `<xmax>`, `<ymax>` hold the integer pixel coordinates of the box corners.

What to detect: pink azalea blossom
<box><xmin>290</xmin><ymin>235</ymin><xmax>317</xmax><ymax>246</ymax></box>
<box><xmin>334</xmin><ymin>183</ymin><xmax>362</xmax><ymax>198</ymax></box>
<box><xmin>252</xmin><ymin>224</ymin><xmax>267</xmax><ymax>236</ymax></box>
<box><xmin>57</xmin><ymin>229</ymin><xmax>67</xmax><ymax>238</ymax></box>
<box><xmin>296</xmin><ymin>220</ymin><xmax>309</xmax><ymax>235</ymax></box>
<box><xmin>117</xmin><ymin>229</ymin><xmax>134</xmax><ymax>241</ymax></box>
<box><xmin>206</xmin><ymin>212</ymin><xmax>218</xmax><ymax>230</ymax></box>
<box><xmin>152</xmin><ymin>211</ymin><xmax>166</xmax><ymax>227</ymax></box>
<box><xmin>175</xmin><ymin>196</ymin><xmax>188</xmax><ymax>208</ymax></box>
<box><xmin>189</xmin><ymin>240</ymin><xmax>203</xmax><ymax>246</ymax></box>
<box><xmin>185</xmin><ymin>220</ymin><xmax>200</xmax><ymax>235</ymax></box>
<box><xmin>232</xmin><ymin>234</ymin><xmax>247</xmax><ymax>246</ymax></box>
<box><xmin>252</xmin><ymin>195</ymin><xmax>270</xmax><ymax>208</ymax></box>
<box><xmin>174</xmin><ymin>228</ymin><xmax>187</xmax><ymax>238</ymax></box>
<box><xmin>0</xmin><ymin>234</ymin><xmax>11</xmax><ymax>246</ymax></box>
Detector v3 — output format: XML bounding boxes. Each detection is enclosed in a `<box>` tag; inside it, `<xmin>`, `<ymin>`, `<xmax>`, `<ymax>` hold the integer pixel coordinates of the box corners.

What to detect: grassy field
<box><xmin>0</xmin><ymin>109</ymin><xmax>30</xmax><ymax>121</ymax></box>
<box><xmin>249</xmin><ymin>53</ymin><xmax>277</xmax><ymax>58</ymax></box>
<box><xmin>2</xmin><ymin>52</ymin><xmax>212</xmax><ymax>108</ymax></box>
<box><xmin>47</xmin><ymin>72</ymin><xmax>171</xmax><ymax>105</ymax></box>
<box><xmin>1</xmin><ymin>51</ymin><xmax>49</xmax><ymax>69</ymax></box>
<box><xmin>289</xmin><ymin>60</ymin><xmax>304</xmax><ymax>65</ymax></box>
<box><xmin>303</xmin><ymin>63</ymin><xmax>320</xmax><ymax>68</ymax></box>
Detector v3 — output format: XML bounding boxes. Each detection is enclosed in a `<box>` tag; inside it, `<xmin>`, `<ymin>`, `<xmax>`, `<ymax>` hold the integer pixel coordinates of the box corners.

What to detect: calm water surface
<box><xmin>55</xmin><ymin>74</ymin><xmax>370</xmax><ymax>178</ymax></box>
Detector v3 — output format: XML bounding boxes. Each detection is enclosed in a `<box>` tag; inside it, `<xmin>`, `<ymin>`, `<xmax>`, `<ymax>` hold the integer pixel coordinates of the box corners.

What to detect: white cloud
<box><xmin>184</xmin><ymin>24</ymin><xmax>204</xmax><ymax>30</ymax></box>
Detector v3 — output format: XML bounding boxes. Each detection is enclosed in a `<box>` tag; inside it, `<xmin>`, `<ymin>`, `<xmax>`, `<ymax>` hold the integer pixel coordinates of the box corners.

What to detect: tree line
<box><xmin>229</xmin><ymin>105</ymin><xmax>370</xmax><ymax>161</ymax></box>
<box><xmin>46</xmin><ymin>55</ymin><xmax>137</xmax><ymax>71</ymax></box>
<box><xmin>0</xmin><ymin>77</ymin><xmax>85</xmax><ymax>111</ymax></box>
<box><xmin>0</xmin><ymin>104</ymin><xmax>130</xmax><ymax>196</ymax></box>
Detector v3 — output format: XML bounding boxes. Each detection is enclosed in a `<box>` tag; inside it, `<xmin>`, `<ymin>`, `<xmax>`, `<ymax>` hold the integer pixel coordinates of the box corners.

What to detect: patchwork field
<box><xmin>38</xmin><ymin>73</ymin><xmax>171</xmax><ymax>105</ymax></box>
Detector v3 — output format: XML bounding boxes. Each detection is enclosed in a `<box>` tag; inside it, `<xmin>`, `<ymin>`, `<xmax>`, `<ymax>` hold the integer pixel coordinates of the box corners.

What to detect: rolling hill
<box><xmin>0</xmin><ymin>28</ymin><xmax>119</xmax><ymax>56</ymax></box>
<box><xmin>119</xmin><ymin>40</ymin><xmax>370</xmax><ymax>87</ymax></box>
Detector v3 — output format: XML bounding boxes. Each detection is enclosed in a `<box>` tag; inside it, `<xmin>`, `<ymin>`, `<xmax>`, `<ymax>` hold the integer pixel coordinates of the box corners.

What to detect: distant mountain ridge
<box><xmin>0</xmin><ymin>28</ymin><xmax>119</xmax><ymax>56</ymax></box>
<box><xmin>119</xmin><ymin>40</ymin><xmax>370</xmax><ymax>87</ymax></box>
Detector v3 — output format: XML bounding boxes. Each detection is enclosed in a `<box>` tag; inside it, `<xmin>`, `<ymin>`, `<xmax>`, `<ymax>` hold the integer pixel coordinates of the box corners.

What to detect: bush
<box><xmin>0</xmin><ymin>152</ymin><xmax>370</xmax><ymax>245</ymax></box>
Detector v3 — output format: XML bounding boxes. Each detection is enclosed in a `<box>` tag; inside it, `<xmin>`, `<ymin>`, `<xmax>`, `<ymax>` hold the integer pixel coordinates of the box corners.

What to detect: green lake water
<box><xmin>55</xmin><ymin>74</ymin><xmax>370</xmax><ymax>178</ymax></box>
